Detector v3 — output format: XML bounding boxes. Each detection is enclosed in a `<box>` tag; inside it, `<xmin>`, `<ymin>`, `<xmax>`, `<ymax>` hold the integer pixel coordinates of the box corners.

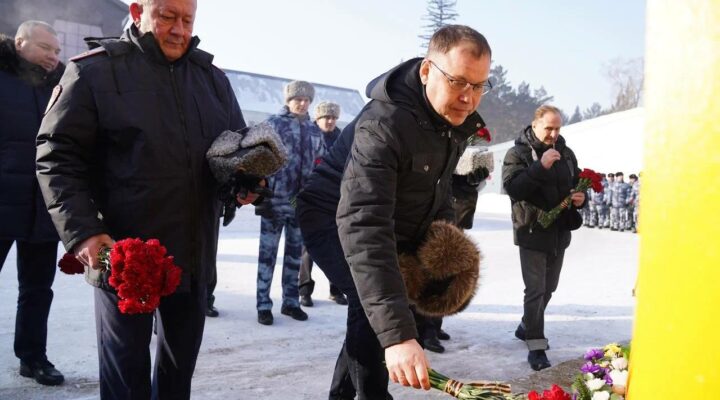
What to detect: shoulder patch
<box><xmin>44</xmin><ymin>84</ymin><xmax>62</xmax><ymax>115</ymax></box>
<box><xmin>69</xmin><ymin>47</ymin><xmax>107</xmax><ymax>62</ymax></box>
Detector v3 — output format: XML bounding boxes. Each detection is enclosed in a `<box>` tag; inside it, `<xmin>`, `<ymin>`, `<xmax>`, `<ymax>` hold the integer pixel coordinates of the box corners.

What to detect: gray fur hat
<box><xmin>206</xmin><ymin>122</ymin><xmax>288</xmax><ymax>184</ymax></box>
<box><xmin>398</xmin><ymin>220</ymin><xmax>481</xmax><ymax>317</ymax></box>
<box><xmin>284</xmin><ymin>80</ymin><xmax>315</xmax><ymax>103</ymax></box>
<box><xmin>454</xmin><ymin>146</ymin><xmax>494</xmax><ymax>175</ymax></box>
<box><xmin>314</xmin><ymin>101</ymin><xmax>341</xmax><ymax>120</ymax></box>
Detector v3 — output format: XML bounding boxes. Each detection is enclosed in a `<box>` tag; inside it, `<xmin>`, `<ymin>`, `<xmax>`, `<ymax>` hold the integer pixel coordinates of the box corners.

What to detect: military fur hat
<box><xmin>284</xmin><ymin>80</ymin><xmax>315</xmax><ymax>103</ymax></box>
<box><xmin>398</xmin><ymin>221</ymin><xmax>481</xmax><ymax>317</ymax></box>
<box><xmin>314</xmin><ymin>101</ymin><xmax>341</xmax><ymax>120</ymax></box>
<box><xmin>454</xmin><ymin>146</ymin><xmax>494</xmax><ymax>175</ymax></box>
<box><xmin>206</xmin><ymin>122</ymin><xmax>289</xmax><ymax>184</ymax></box>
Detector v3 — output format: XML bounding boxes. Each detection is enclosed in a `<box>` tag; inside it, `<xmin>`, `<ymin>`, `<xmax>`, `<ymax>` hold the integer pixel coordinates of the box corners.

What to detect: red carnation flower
<box><xmin>102</xmin><ymin>238</ymin><xmax>182</xmax><ymax>314</ymax></box>
<box><xmin>58</xmin><ymin>252</ymin><xmax>85</xmax><ymax>274</ymax></box>
<box><xmin>476</xmin><ymin>127</ymin><xmax>492</xmax><ymax>142</ymax></box>
<box><xmin>527</xmin><ymin>384</ymin><xmax>571</xmax><ymax>400</ymax></box>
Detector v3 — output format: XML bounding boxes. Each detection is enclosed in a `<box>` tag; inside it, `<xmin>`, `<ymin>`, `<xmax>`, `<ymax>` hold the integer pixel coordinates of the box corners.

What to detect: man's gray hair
<box><xmin>15</xmin><ymin>20</ymin><xmax>56</xmax><ymax>40</ymax></box>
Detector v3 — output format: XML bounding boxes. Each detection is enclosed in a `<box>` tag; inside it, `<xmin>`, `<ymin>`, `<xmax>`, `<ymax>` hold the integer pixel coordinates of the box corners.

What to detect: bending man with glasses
<box><xmin>328</xmin><ymin>24</ymin><xmax>492</xmax><ymax>393</ymax></box>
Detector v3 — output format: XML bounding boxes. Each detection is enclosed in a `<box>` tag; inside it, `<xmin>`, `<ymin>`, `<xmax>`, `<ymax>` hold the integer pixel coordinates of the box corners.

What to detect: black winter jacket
<box><xmin>295</xmin><ymin>121</ymin><xmax>356</xmax><ymax>219</ymax></box>
<box><xmin>502</xmin><ymin>126</ymin><xmax>582</xmax><ymax>253</ymax></box>
<box><xmin>36</xmin><ymin>26</ymin><xmax>245</xmax><ymax>290</ymax></box>
<box><xmin>336</xmin><ymin>58</ymin><xmax>485</xmax><ymax>348</ymax></box>
<box><xmin>0</xmin><ymin>36</ymin><xmax>64</xmax><ymax>242</ymax></box>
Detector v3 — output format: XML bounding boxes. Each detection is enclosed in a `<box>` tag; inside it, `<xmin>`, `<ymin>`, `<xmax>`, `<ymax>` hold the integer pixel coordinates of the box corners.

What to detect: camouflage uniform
<box><xmin>603</xmin><ymin>178</ymin><xmax>614</xmax><ymax>228</ymax></box>
<box><xmin>582</xmin><ymin>188</ymin><xmax>593</xmax><ymax>226</ymax></box>
<box><xmin>629</xmin><ymin>179</ymin><xmax>640</xmax><ymax>232</ymax></box>
<box><xmin>610</xmin><ymin>180</ymin><xmax>632</xmax><ymax>231</ymax></box>
<box><xmin>256</xmin><ymin>106</ymin><xmax>324</xmax><ymax>311</ymax></box>
<box><xmin>590</xmin><ymin>178</ymin><xmax>608</xmax><ymax>228</ymax></box>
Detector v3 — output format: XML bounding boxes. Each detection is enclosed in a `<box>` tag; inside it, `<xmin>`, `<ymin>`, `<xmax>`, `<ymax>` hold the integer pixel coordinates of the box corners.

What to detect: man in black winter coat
<box><xmin>502</xmin><ymin>105</ymin><xmax>585</xmax><ymax>371</ymax></box>
<box><xmin>35</xmin><ymin>1</ymin><xmax>258</xmax><ymax>398</ymax></box>
<box><xmin>336</xmin><ymin>25</ymin><xmax>492</xmax><ymax>392</ymax></box>
<box><xmin>0</xmin><ymin>20</ymin><xmax>65</xmax><ymax>386</ymax></box>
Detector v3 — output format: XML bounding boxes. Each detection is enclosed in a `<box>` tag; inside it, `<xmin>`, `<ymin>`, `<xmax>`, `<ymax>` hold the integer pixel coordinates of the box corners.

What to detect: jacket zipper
<box><xmin>169</xmin><ymin>64</ymin><xmax>201</xmax><ymax>275</ymax></box>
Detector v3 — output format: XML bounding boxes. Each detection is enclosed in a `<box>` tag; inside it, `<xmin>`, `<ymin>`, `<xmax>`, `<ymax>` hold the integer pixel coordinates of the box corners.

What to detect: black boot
<box><xmin>300</xmin><ymin>294</ymin><xmax>313</xmax><ymax>307</ymax></box>
<box><xmin>257</xmin><ymin>310</ymin><xmax>274</xmax><ymax>325</ymax></box>
<box><xmin>20</xmin><ymin>360</ymin><xmax>64</xmax><ymax>386</ymax></box>
<box><xmin>423</xmin><ymin>337</ymin><xmax>445</xmax><ymax>353</ymax></box>
<box><xmin>437</xmin><ymin>329</ymin><xmax>451</xmax><ymax>341</ymax></box>
<box><xmin>206</xmin><ymin>304</ymin><xmax>219</xmax><ymax>317</ymax></box>
<box><xmin>528</xmin><ymin>350</ymin><xmax>551</xmax><ymax>371</ymax></box>
<box><xmin>281</xmin><ymin>305</ymin><xmax>308</xmax><ymax>321</ymax></box>
<box><xmin>329</xmin><ymin>293</ymin><xmax>348</xmax><ymax>305</ymax></box>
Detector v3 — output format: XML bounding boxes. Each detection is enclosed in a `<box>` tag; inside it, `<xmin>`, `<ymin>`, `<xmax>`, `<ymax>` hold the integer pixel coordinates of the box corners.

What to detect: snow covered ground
<box><xmin>0</xmin><ymin>194</ymin><xmax>638</xmax><ymax>399</ymax></box>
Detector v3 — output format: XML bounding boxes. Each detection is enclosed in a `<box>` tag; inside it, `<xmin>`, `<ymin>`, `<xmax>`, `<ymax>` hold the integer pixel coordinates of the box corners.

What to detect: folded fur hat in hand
<box><xmin>206</xmin><ymin>122</ymin><xmax>288</xmax><ymax>184</ymax></box>
<box><xmin>454</xmin><ymin>146</ymin><xmax>494</xmax><ymax>176</ymax></box>
<box><xmin>399</xmin><ymin>220</ymin><xmax>481</xmax><ymax>317</ymax></box>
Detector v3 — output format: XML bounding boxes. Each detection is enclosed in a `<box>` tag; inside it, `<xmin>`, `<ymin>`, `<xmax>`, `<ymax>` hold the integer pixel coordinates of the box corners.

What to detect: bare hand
<box><xmin>540</xmin><ymin>149</ymin><xmax>561</xmax><ymax>169</ymax></box>
<box><xmin>74</xmin><ymin>233</ymin><xmax>114</xmax><ymax>270</ymax></box>
<box><xmin>385</xmin><ymin>339</ymin><xmax>431</xmax><ymax>390</ymax></box>
<box><xmin>236</xmin><ymin>179</ymin><xmax>266</xmax><ymax>205</ymax></box>
<box><xmin>570</xmin><ymin>191</ymin><xmax>586</xmax><ymax>207</ymax></box>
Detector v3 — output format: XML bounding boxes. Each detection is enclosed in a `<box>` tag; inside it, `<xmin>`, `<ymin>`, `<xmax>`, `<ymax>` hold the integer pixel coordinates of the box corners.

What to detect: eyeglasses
<box><xmin>428</xmin><ymin>60</ymin><xmax>493</xmax><ymax>95</ymax></box>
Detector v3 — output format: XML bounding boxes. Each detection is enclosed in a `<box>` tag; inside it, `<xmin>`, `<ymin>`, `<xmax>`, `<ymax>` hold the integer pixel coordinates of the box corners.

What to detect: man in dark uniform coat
<box><xmin>0</xmin><ymin>20</ymin><xmax>64</xmax><ymax>386</ymax></box>
<box><xmin>36</xmin><ymin>1</ymin><xmax>259</xmax><ymax>398</ymax></box>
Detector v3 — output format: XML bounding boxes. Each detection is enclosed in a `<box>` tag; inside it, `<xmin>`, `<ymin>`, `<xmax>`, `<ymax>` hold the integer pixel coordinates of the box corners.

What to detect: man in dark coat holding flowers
<box><xmin>502</xmin><ymin>104</ymin><xmax>585</xmax><ymax>371</ymax></box>
<box><xmin>0</xmin><ymin>20</ymin><xmax>65</xmax><ymax>387</ymax></box>
<box><xmin>35</xmin><ymin>0</ymin><xmax>259</xmax><ymax>398</ymax></box>
<box><xmin>336</xmin><ymin>25</ymin><xmax>492</xmax><ymax>393</ymax></box>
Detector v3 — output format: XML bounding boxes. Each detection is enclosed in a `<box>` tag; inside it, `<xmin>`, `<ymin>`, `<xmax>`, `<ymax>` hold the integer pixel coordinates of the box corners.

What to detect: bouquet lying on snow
<box><xmin>428</xmin><ymin>368</ymin><xmax>571</xmax><ymax>399</ymax></box>
<box><xmin>58</xmin><ymin>238</ymin><xmax>182</xmax><ymax>314</ymax></box>
<box><xmin>572</xmin><ymin>343</ymin><xmax>630</xmax><ymax>400</ymax></box>
<box><xmin>429</xmin><ymin>368</ymin><xmax>518</xmax><ymax>399</ymax></box>
<box><xmin>537</xmin><ymin>168</ymin><xmax>603</xmax><ymax>229</ymax></box>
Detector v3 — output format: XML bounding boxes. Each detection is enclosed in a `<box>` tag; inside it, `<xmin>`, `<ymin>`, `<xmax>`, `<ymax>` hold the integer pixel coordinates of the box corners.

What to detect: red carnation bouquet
<box><xmin>527</xmin><ymin>385</ymin><xmax>571</xmax><ymax>400</ymax></box>
<box><xmin>477</xmin><ymin>127</ymin><xmax>492</xmax><ymax>142</ymax></box>
<box><xmin>58</xmin><ymin>238</ymin><xmax>182</xmax><ymax>314</ymax></box>
<box><xmin>537</xmin><ymin>168</ymin><xmax>603</xmax><ymax>229</ymax></box>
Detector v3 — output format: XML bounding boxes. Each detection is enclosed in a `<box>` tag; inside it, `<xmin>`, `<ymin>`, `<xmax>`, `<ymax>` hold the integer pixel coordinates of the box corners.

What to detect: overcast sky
<box><xmin>122</xmin><ymin>0</ymin><xmax>646</xmax><ymax>113</ymax></box>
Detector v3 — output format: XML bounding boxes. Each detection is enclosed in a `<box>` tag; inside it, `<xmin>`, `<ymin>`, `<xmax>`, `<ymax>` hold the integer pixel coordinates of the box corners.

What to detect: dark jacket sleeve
<box><xmin>36</xmin><ymin>62</ymin><xmax>107</xmax><ymax>251</ymax></box>
<box><xmin>336</xmin><ymin>120</ymin><xmax>418</xmax><ymax>348</ymax></box>
<box><xmin>502</xmin><ymin>146</ymin><xmax>551</xmax><ymax>202</ymax></box>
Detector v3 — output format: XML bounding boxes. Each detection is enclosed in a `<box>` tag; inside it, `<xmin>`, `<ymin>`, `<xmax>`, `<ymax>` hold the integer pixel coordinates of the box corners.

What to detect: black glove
<box><xmin>253</xmin><ymin>200</ymin><xmax>274</xmax><ymax>219</ymax></box>
<box><xmin>219</xmin><ymin>172</ymin><xmax>273</xmax><ymax>226</ymax></box>
<box><xmin>467</xmin><ymin>166</ymin><xmax>490</xmax><ymax>186</ymax></box>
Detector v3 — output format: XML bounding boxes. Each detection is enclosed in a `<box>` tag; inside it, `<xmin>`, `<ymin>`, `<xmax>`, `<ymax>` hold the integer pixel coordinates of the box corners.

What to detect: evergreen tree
<box><xmin>418</xmin><ymin>0</ymin><xmax>458</xmax><ymax>51</ymax></box>
<box><xmin>475</xmin><ymin>64</ymin><xmax>557</xmax><ymax>144</ymax></box>
<box><xmin>583</xmin><ymin>102</ymin><xmax>605</xmax><ymax>120</ymax></box>
<box><xmin>568</xmin><ymin>106</ymin><xmax>583</xmax><ymax>124</ymax></box>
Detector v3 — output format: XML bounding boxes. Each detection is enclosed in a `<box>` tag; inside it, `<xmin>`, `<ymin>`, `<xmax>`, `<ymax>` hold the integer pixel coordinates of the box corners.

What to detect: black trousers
<box><xmin>0</xmin><ymin>240</ymin><xmax>58</xmax><ymax>364</ymax></box>
<box><xmin>94</xmin><ymin>280</ymin><xmax>206</xmax><ymax>400</ymax></box>
<box><xmin>299</xmin><ymin>246</ymin><xmax>342</xmax><ymax>297</ymax></box>
<box><xmin>519</xmin><ymin>247</ymin><xmax>565</xmax><ymax>351</ymax></box>
<box><xmin>297</xmin><ymin>205</ymin><xmax>391</xmax><ymax>400</ymax></box>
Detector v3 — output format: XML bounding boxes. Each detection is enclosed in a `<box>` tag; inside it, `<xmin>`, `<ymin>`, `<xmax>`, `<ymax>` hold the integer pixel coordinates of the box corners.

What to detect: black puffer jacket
<box><xmin>0</xmin><ymin>35</ymin><xmax>64</xmax><ymax>242</ymax></box>
<box><xmin>502</xmin><ymin>126</ymin><xmax>582</xmax><ymax>253</ymax></box>
<box><xmin>36</xmin><ymin>26</ymin><xmax>245</xmax><ymax>291</ymax></box>
<box><xmin>336</xmin><ymin>58</ymin><xmax>485</xmax><ymax>348</ymax></box>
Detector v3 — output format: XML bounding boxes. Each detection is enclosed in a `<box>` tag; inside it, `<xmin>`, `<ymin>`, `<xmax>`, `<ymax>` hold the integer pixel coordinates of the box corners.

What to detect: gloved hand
<box><xmin>219</xmin><ymin>172</ymin><xmax>273</xmax><ymax>226</ymax></box>
<box><xmin>466</xmin><ymin>166</ymin><xmax>490</xmax><ymax>186</ymax></box>
<box><xmin>253</xmin><ymin>199</ymin><xmax>275</xmax><ymax>219</ymax></box>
